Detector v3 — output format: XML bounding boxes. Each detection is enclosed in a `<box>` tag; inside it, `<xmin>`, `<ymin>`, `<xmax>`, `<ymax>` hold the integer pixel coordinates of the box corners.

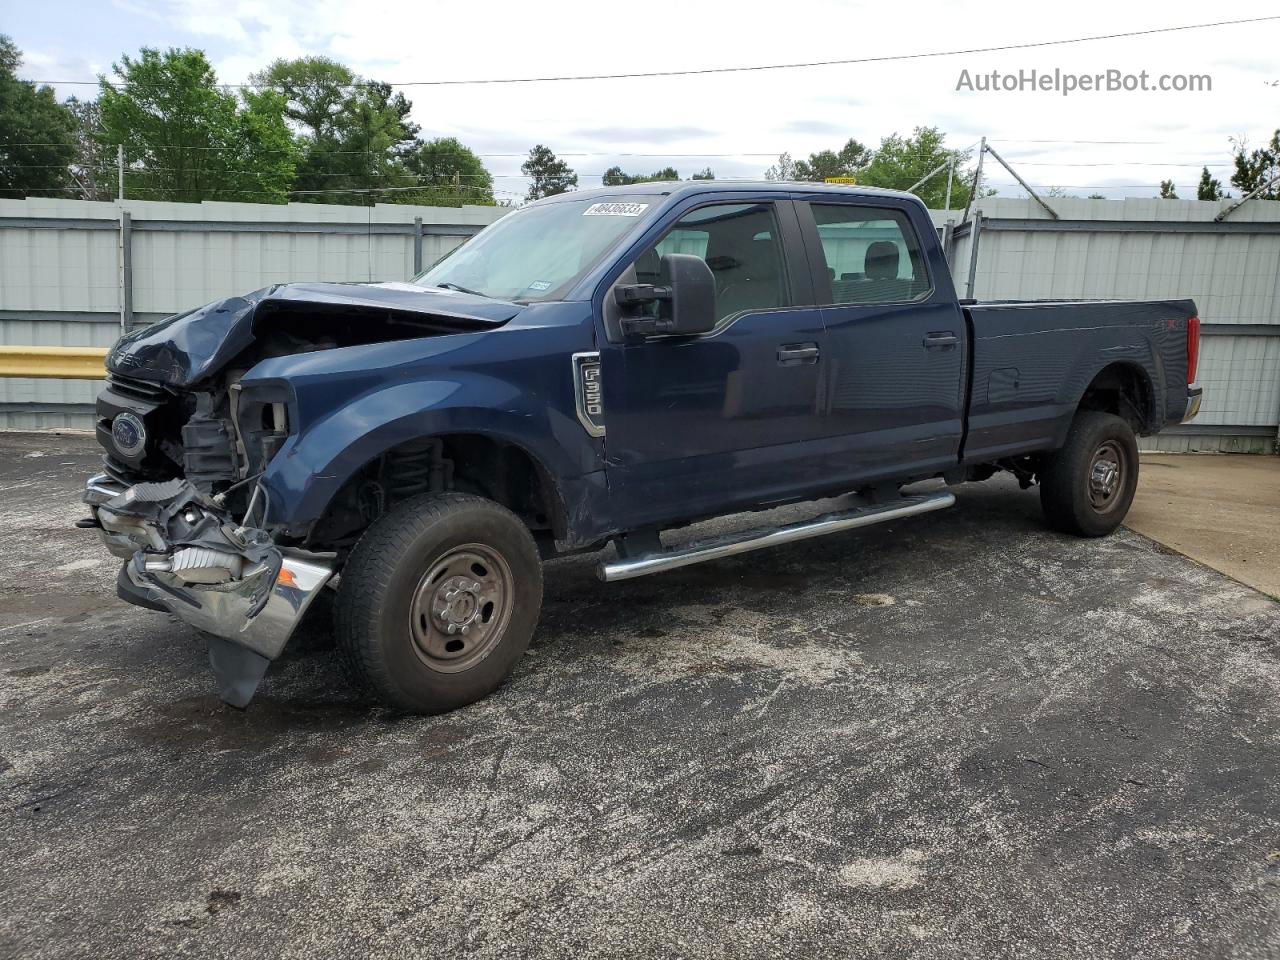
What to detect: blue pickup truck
<box><xmin>82</xmin><ymin>182</ymin><xmax>1203</xmax><ymax>711</ymax></box>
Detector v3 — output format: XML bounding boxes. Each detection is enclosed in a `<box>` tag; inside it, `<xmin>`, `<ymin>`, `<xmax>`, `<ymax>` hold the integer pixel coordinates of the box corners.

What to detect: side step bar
<box><xmin>598</xmin><ymin>490</ymin><xmax>956</xmax><ymax>582</ymax></box>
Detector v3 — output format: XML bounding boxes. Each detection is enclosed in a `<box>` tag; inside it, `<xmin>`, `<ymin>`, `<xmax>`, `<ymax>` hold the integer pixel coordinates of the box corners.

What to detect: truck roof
<box><xmin>533</xmin><ymin>180</ymin><xmax>922</xmax><ymax>205</ymax></box>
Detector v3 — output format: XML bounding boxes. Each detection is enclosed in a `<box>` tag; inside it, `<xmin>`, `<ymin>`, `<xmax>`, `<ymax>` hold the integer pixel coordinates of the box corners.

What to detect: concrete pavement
<box><xmin>1128</xmin><ymin>453</ymin><xmax>1280</xmax><ymax>599</ymax></box>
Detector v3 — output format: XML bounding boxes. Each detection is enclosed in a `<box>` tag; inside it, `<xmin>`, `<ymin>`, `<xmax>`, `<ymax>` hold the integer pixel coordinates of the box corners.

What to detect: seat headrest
<box><xmin>864</xmin><ymin>241</ymin><xmax>900</xmax><ymax>281</ymax></box>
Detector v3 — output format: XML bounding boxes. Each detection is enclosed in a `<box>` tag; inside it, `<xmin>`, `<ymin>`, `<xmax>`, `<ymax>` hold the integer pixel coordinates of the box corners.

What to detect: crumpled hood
<box><xmin>107</xmin><ymin>281</ymin><xmax>523</xmax><ymax>388</ymax></box>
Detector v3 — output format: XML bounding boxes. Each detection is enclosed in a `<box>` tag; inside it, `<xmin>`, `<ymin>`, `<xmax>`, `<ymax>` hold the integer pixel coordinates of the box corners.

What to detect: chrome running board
<box><xmin>598</xmin><ymin>490</ymin><xmax>956</xmax><ymax>582</ymax></box>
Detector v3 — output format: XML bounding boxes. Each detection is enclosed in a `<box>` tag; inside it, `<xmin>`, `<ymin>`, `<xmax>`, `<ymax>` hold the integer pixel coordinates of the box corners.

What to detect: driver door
<box><xmin>597</xmin><ymin>197</ymin><xmax>828</xmax><ymax>530</ymax></box>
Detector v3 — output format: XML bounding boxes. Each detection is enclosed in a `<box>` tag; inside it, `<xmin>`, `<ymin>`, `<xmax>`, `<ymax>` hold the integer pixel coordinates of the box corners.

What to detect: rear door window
<box><xmin>810</xmin><ymin>204</ymin><xmax>930</xmax><ymax>305</ymax></box>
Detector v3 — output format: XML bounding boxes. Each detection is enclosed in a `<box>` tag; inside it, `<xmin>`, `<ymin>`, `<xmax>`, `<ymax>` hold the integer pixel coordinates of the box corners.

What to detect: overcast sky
<box><xmin>8</xmin><ymin>0</ymin><xmax>1280</xmax><ymax>202</ymax></box>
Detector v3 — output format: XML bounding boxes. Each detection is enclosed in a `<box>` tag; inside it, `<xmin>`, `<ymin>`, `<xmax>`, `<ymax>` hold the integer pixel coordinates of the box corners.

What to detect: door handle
<box><xmin>777</xmin><ymin>343</ymin><xmax>820</xmax><ymax>365</ymax></box>
<box><xmin>922</xmin><ymin>331</ymin><xmax>959</xmax><ymax>348</ymax></box>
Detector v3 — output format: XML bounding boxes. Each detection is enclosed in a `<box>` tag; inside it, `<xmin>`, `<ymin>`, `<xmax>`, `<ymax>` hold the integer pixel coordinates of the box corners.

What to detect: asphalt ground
<box><xmin>2</xmin><ymin>432</ymin><xmax>1279</xmax><ymax>959</ymax></box>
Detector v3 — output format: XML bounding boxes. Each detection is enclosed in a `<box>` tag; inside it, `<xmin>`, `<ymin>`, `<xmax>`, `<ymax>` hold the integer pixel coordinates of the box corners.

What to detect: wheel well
<box><xmin>1077</xmin><ymin>363</ymin><xmax>1154</xmax><ymax>434</ymax></box>
<box><xmin>306</xmin><ymin>434</ymin><xmax>566</xmax><ymax>552</ymax></box>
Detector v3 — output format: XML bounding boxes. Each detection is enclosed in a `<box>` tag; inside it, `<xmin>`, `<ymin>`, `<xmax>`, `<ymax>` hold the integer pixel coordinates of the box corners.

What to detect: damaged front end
<box><xmin>84</xmin><ymin>474</ymin><xmax>333</xmax><ymax>707</ymax></box>
<box><xmin>82</xmin><ymin>281</ymin><xmax>527</xmax><ymax>707</ymax></box>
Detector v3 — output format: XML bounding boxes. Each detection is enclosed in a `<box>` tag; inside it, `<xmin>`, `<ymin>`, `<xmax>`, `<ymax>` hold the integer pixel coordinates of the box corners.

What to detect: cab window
<box><xmin>810</xmin><ymin>204</ymin><xmax>930</xmax><ymax>304</ymax></box>
<box><xmin>633</xmin><ymin>202</ymin><xmax>790</xmax><ymax>323</ymax></box>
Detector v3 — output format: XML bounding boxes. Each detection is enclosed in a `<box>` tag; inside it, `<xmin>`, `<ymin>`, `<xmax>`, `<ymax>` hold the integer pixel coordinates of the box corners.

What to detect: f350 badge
<box><xmin>572</xmin><ymin>352</ymin><xmax>604</xmax><ymax>437</ymax></box>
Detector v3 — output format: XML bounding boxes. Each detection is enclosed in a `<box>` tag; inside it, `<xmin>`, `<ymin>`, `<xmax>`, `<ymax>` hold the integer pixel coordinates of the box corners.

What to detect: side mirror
<box><xmin>615</xmin><ymin>252</ymin><xmax>717</xmax><ymax>336</ymax></box>
<box><xmin>660</xmin><ymin>253</ymin><xmax>716</xmax><ymax>335</ymax></box>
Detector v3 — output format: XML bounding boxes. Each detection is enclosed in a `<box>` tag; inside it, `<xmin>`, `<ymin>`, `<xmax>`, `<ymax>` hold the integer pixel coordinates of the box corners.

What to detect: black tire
<box><xmin>335</xmin><ymin>492</ymin><xmax>542</xmax><ymax>713</ymax></box>
<box><xmin>1039</xmin><ymin>411</ymin><xmax>1139</xmax><ymax>537</ymax></box>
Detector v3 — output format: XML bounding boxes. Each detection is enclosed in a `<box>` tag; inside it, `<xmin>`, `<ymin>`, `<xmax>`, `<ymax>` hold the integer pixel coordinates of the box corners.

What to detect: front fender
<box><xmin>258</xmin><ymin>373</ymin><xmax>597</xmax><ymax>534</ymax></box>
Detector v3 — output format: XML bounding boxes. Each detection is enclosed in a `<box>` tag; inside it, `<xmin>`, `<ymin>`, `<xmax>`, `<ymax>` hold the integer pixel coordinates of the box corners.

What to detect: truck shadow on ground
<box><xmin>126</xmin><ymin>482</ymin><xmax>1058</xmax><ymax>744</ymax></box>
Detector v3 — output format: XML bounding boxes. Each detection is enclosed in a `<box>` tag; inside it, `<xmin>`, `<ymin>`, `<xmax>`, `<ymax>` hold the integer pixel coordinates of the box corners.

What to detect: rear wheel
<box><xmin>1039</xmin><ymin>411</ymin><xmax>1139</xmax><ymax>537</ymax></box>
<box><xmin>335</xmin><ymin>492</ymin><xmax>542</xmax><ymax>713</ymax></box>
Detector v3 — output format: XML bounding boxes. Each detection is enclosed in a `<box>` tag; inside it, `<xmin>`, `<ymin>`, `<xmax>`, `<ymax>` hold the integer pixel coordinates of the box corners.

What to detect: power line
<box><xmin>23</xmin><ymin>16</ymin><xmax>1280</xmax><ymax>89</ymax></box>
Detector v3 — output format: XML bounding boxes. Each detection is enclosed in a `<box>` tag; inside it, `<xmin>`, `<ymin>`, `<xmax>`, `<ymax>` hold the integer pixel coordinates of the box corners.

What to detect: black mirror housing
<box><xmin>660</xmin><ymin>253</ymin><xmax>716</xmax><ymax>335</ymax></box>
<box><xmin>617</xmin><ymin>252</ymin><xmax>716</xmax><ymax>337</ymax></box>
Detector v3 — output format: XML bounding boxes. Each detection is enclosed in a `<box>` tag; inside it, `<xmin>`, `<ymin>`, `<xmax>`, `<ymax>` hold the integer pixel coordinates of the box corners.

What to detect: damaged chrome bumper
<box><xmin>1181</xmin><ymin>386</ymin><xmax>1203</xmax><ymax>423</ymax></box>
<box><xmin>83</xmin><ymin>473</ymin><xmax>334</xmax><ymax>706</ymax></box>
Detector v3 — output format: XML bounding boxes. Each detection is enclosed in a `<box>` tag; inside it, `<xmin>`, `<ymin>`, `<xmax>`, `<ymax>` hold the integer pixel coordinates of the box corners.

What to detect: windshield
<box><xmin>415</xmin><ymin>197</ymin><xmax>656</xmax><ymax>302</ymax></box>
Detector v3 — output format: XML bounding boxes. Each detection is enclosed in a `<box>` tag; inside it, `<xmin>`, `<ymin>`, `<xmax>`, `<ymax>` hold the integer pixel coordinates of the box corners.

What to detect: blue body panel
<box><xmin>102</xmin><ymin>182</ymin><xmax>1197</xmax><ymax>549</ymax></box>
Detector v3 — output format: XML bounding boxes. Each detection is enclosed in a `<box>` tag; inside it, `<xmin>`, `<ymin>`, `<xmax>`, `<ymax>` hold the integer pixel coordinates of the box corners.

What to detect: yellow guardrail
<box><xmin>0</xmin><ymin>346</ymin><xmax>109</xmax><ymax>379</ymax></box>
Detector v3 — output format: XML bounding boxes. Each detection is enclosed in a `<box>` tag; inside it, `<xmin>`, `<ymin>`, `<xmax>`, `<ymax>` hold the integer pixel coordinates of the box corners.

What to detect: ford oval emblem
<box><xmin>111</xmin><ymin>412</ymin><xmax>147</xmax><ymax>458</ymax></box>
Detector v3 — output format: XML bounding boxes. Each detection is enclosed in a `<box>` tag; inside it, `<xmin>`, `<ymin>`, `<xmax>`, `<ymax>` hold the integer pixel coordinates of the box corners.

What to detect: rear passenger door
<box><xmin>796</xmin><ymin>198</ymin><xmax>966</xmax><ymax>484</ymax></box>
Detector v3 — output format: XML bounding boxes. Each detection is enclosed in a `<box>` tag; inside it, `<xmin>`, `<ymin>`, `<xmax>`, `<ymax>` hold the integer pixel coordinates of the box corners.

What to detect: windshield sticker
<box><xmin>528</xmin><ymin>280</ymin><xmax>552</xmax><ymax>291</ymax></box>
<box><xmin>583</xmin><ymin>202</ymin><xmax>649</xmax><ymax>217</ymax></box>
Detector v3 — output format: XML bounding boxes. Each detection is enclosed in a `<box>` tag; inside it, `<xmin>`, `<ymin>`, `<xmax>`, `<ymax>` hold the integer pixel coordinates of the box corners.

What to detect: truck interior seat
<box><xmin>710</xmin><ymin>236</ymin><xmax>784</xmax><ymax>318</ymax></box>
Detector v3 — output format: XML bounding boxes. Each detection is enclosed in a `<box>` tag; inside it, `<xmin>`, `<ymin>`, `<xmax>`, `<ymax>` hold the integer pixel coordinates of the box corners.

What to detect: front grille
<box><xmin>106</xmin><ymin>374</ymin><xmax>171</xmax><ymax>403</ymax></box>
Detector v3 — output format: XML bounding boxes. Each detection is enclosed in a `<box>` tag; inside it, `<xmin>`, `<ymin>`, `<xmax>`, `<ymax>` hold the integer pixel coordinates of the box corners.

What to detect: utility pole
<box><xmin>117</xmin><ymin>144</ymin><xmax>124</xmax><ymax>201</ymax></box>
<box><xmin>944</xmin><ymin>155</ymin><xmax>955</xmax><ymax>211</ymax></box>
<box><xmin>960</xmin><ymin>137</ymin><xmax>986</xmax><ymax>225</ymax></box>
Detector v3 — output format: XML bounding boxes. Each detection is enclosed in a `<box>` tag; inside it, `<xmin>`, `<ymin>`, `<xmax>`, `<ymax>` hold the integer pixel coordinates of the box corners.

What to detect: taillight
<box><xmin>1186</xmin><ymin>315</ymin><xmax>1200</xmax><ymax>384</ymax></box>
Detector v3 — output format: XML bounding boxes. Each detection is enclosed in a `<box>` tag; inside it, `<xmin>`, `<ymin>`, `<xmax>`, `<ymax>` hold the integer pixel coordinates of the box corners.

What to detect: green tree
<box><xmin>1197</xmin><ymin>166</ymin><xmax>1225</xmax><ymax>201</ymax></box>
<box><xmin>1230</xmin><ymin>132</ymin><xmax>1279</xmax><ymax>200</ymax></box>
<box><xmin>521</xmin><ymin>145</ymin><xmax>576</xmax><ymax>200</ymax></box>
<box><xmin>400</xmin><ymin>136</ymin><xmax>494</xmax><ymax>205</ymax></box>
<box><xmin>858</xmin><ymin>127</ymin><xmax>972</xmax><ymax>210</ymax></box>
<box><xmin>0</xmin><ymin>35</ymin><xmax>77</xmax><ymax>198</ymax></box>
<box><xmin>690</xmin><ymin>167</ymin><xmax>715</xmax><ymax>180</ymax></box>
<box><xmin>601</xmin><ymin>165</ymin><xmax>634</xmax><ymax>186</ymax></box>
<box><xmin>601</xmin><ymin>164</ymin><xmax>682</xmax><ymax>186</ymax></box>
<box><xmin>251</xmin><ymin>56</ymin><xmax>353</xmax><ymax>142</ymax></box>
<box><xmin>1158</xmin><ymin>179</ymin><xmax>1178</xmax><ymax>199</ymax></box>
<box><xmin>793</xmin><ymin>139</ymin><xmax>871</xmax><ymax>181</ymax></box>
<box><xmin>764</xmin><ymin>152</ymin><xmax>797</xmax><ymax>181</ymax></box>
<box><xmin>98</xmin><ymin>48</ymin><xmax>297</xmax><ymax>203</ymax></box>
<box><xmin>249</xmin><ymin>57</ymin><xmax>419</xmax><ymax>204</ymax></box>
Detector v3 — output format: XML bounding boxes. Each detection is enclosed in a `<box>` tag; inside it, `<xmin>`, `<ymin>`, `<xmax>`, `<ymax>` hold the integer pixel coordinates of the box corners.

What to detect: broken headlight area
<box><xmin>82</xmin><ymin>473</ymin><xmax>334</xmax><ymax>708</ymax></box>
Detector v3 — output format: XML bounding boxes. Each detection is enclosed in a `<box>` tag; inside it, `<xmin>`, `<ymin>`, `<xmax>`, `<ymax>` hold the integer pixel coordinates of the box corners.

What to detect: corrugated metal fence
<box><xmin>2</xmin><ymin>194</ymin><xmax>1278</xmax><ymax>452</ymax></box>
<box><xmin>0</xmin><ymin>197</ymin><xmax>507</xmax><ymax>429</ymax></box>
<box><xmin>934</xmin><ymin>196</ymin><xmax>1280</xmax><ymax>453</ymax></box>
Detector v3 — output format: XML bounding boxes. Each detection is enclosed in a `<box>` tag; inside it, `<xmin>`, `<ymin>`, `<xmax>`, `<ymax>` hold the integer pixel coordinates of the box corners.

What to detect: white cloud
<box><xmin>16</xmin><ymin>0</ymin><xmax>1280</xmax><ymax>197</ymax></box>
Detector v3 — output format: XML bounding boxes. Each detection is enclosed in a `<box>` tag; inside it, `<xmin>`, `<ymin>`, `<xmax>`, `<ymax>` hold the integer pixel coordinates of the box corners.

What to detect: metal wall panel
<box><xmin>0</xmin><ymin>198</ymin><xmax>507</xmax><ymax>429</ymax></box>
<box><xmin>3</xmin><ymin>197</ymin><xmax>1277</xmax><ymax>451</ymax></box>
<box><xmin>944</xmin><ymin>197</ymin><xmax>1280</xmax><ymax>451</ymax></box>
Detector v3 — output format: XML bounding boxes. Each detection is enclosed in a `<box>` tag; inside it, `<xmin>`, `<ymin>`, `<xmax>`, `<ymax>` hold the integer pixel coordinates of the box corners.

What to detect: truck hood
<box><xmin>107</xmin><ymin>281</ymin><xmax>523</xmax><ymax>388</ymax></box>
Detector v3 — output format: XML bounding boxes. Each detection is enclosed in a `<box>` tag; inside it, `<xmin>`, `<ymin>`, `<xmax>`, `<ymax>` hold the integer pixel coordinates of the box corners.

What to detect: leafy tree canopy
<box><xmin>766</xmin><ymin>129</ymin><xmax>971</xmax><ymax>209</ymax></box>
<box><xmin>400</xmin><ymin>136</ymin><xmax>494</xmax><ymax>206</ymax></box>
<box><xmin>601</xmin><ymin>164</ymin><xmax>684</xmax><ymax>185</ymax></box>
<box><xmin>1230</xmin><ymin>131</ymin><xmax>1280</xmax><ymax>200</ymax></box>
<box><xmin>858</xmin><ymin>127</ymin><xmax>972</xmax><ymax>210</ymax></box>
<box><xmin>0</xmin><ymin>35</ymin><xmax>77</xmax><ymax>197</ymax></box>
<box><xmin>522</xmin><ymin>144</ymin><xmax>577</xmax><ymax>200</ymax></box>
<box><xmin>98</xmin><ymin>48</ymin><xmax>297</xmax><ymax>203</ymax></box>
<box><xmin>1197</xmin><ymin>166</ymin><xmax>1226</xmax><ymax>201</ymax></box>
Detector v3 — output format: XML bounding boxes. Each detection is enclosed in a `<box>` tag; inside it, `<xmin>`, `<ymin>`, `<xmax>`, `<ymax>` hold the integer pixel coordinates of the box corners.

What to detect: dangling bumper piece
<box><xmin>82</xmin><ymin>474</ymin><xmax>334</xmax><ymax>706</ymax></box>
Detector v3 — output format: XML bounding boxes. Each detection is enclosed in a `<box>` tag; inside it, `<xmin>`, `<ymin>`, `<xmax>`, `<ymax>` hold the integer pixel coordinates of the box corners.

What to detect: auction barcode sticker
<box><xmin>582</xmin><ymin>202</ymin><xmax>649</xmax><ymax>217</ymax></box>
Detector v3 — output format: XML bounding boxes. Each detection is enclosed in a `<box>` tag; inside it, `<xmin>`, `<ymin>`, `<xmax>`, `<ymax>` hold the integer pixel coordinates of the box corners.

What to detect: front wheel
<box><xmin>335</xmin><ymin>492</ymin><xmax>543</xmax><ymax>713</ymax></box>
<box><xmin>1039</xmin><ymin>411</ymin><xmax>1139</xmax><ymax>537</ymax></box>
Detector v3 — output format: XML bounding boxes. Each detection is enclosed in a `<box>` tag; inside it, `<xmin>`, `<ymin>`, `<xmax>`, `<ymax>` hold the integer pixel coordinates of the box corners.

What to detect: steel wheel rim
<box><xmin>1087</xmin><ymin>439</ymin><xmax>1127</xmax><ymax>513</ymax></box>
<box><xmin>409</xmin><ymin>543</ymin><xmax>513</xmax><ymax>673</ymax></box>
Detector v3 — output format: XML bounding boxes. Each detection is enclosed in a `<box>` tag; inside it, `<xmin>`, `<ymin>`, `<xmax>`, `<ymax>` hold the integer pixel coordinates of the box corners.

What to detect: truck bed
<box><xmin>961</xmin><ymin>297</ymin><xmax>1197</xmax><ymax>463</ymax></box>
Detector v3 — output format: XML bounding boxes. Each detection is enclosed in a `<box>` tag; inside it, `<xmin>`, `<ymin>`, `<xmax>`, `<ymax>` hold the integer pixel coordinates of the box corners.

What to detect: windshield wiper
<box><xmin>435</xmin><ymin>282</ymin><xmax>489</xmax><ymax>298</ymax></box>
